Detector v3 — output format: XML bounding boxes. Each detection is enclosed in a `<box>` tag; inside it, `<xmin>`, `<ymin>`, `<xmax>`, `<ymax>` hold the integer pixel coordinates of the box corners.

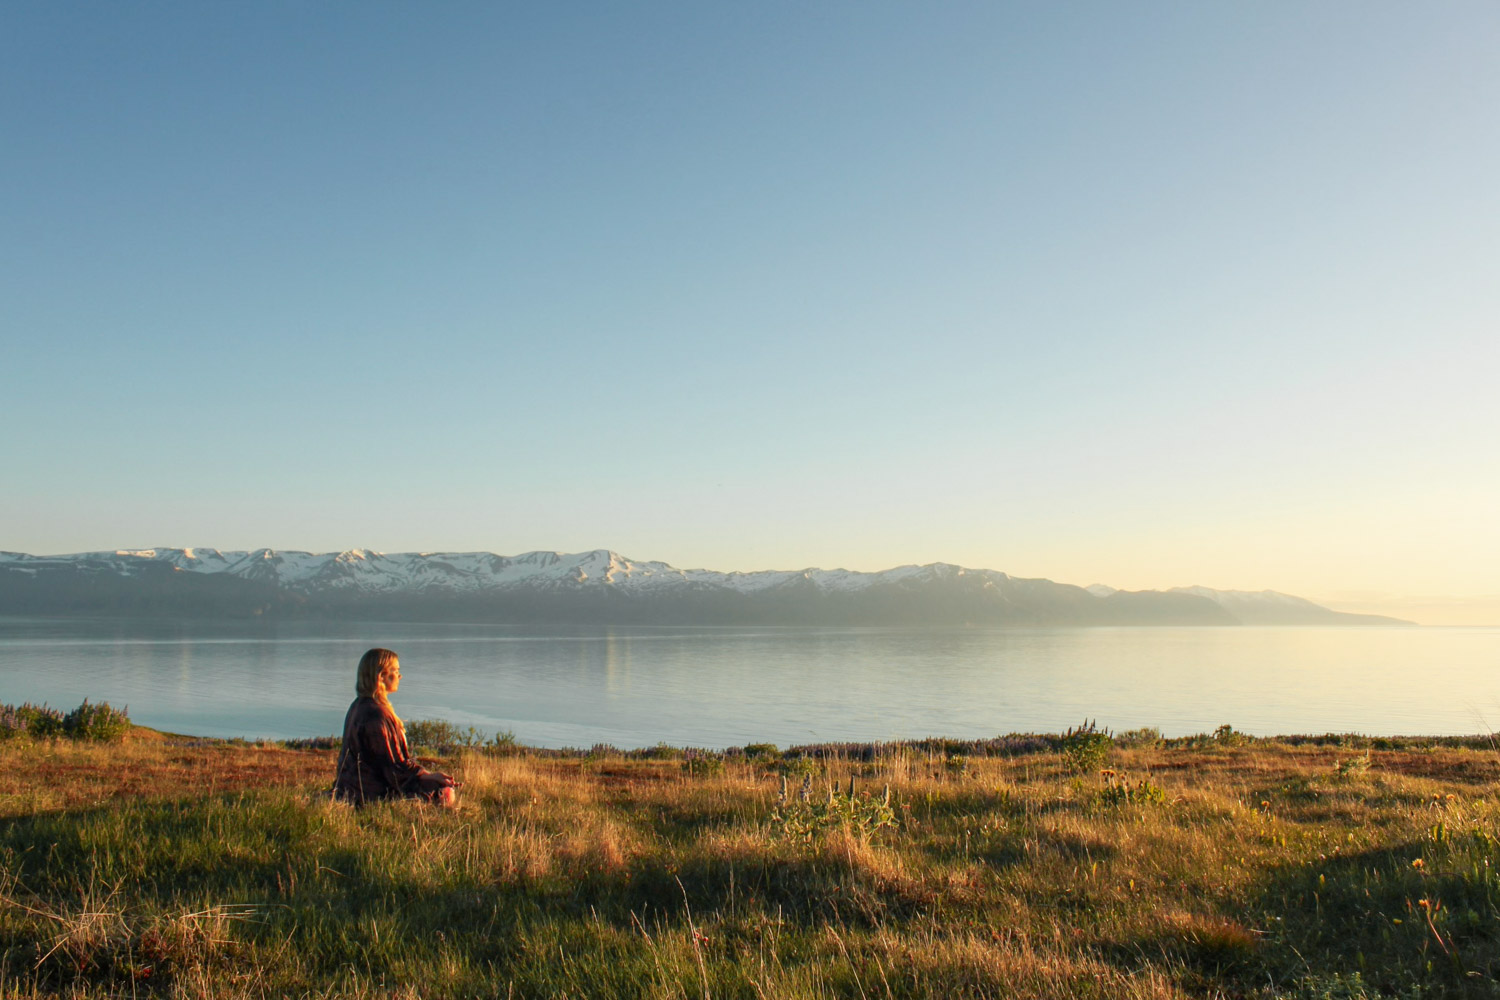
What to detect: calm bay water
<box><xmin>0</xmin><ymin>617</ymin><xmax>1497</xmax><ymax>747</ymax></box>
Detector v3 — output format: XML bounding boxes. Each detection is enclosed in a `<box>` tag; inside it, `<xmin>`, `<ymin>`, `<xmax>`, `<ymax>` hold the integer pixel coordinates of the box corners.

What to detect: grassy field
<box><xmin>0</xmin><ymin>726</ymin><xmax>1497</xmax><ymax>999</ymax></box>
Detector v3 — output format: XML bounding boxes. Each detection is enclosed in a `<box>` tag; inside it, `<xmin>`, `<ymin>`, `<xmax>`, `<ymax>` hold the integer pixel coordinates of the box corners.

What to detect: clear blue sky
<box><xmin>3</xmin><ymin>3</ymin><xmax>1497</xmax><ymax>621</ymax></box>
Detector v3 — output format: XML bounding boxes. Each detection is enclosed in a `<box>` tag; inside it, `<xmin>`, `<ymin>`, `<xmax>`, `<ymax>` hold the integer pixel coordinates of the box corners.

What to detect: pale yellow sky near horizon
<box><xmin>1314</xmin><ymin>596</ymin><xmax>1500</xmax><ymax>628</ymax></box>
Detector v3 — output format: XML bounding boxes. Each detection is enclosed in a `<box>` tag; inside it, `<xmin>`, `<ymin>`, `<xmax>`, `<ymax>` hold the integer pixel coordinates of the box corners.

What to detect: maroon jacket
<box><xmin>333</xmin><ymin>697</ymin><xmax>451</xmax><ymax>805</ymax></box>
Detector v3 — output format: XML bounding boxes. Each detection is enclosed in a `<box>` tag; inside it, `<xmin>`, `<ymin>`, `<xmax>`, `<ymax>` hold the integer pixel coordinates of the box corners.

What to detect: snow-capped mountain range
<box><xmin>0</xmin><ymin>547</ymin><xmax>939</xmax><ymax>594</ymax></box>
<box><xmin>0</xmin><ymin>548</ymin><xmax>1410</xmax><ymax>626</ymax></box>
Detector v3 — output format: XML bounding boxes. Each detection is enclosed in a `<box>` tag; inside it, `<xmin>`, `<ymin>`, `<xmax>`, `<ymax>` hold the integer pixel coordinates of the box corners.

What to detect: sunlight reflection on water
<box><xmin>1</xmin><ymin>618</ymin><xmax>1496</xmax><ymax>746</ymax></box>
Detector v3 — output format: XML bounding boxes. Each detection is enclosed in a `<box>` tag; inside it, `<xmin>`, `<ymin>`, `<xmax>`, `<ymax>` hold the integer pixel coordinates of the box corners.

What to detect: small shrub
<box><xmin>778</xmin><ymin>755</ymin><xmax>822</xmax><ymax>780</ymax></box>
<box><xmin>1</xmin><ymin>701</ymin><xmax>125</xmax><ymax>741</ymax></box>
<box><xmin>283</xmin><ymin>735</ymin><xmax>340</xmax><ymax>750</ymax></box>
<box><xmin>771</xmin><ymin>780</ymin><xmax>898</xmax><ymax>843</ymax></box>
<box><xmin>1214</xmin><ymin>724</ymin><xmax>1249</xmax><ymax>747</ymax></box>
<box><xmin>404</xmin><ymin>718</ymin><xmax>458</xmax><ymax>752</ymax></box>
<box><xmin>743</xmin><ymin>742</ymin><xmax>782</xmax><ymax>763</ymax></box>
<box><xmin>681</xmin><ymin>749</ymin><xmax>724</xmax><ymax>778</ymax></box>
<box><xmin>63</xmin><ymin>700</ymin><xmax>130</xmax><ymax>741</ymax></box>
<box><xmin>0</xmin><ymin>704</ymin><xmax>32</xmax><ymax>740</ymax></box>
<box><xmin>1333</xmin><ymin>753</ymin><xmax>1371</xmax><ymax>779</ymax></box>
<box><xmin>0</xmin><ymin>703</ymin><xmax>65</xmax><ymax>739</ymax></box>
<box><xmin>943</xmin><ymin>753</ymin><xmax>969</xmax><ymax>776</ymax></box>
<box><xmin>404</xmin><ymin>719</ymin><xmax>489</xmax><ymax>754</ymax></box>
<box><xmin>1116</xmin><ymin>726</ymin><xmax>1163</xmax><ymax>748</ymax></box>
<box><xmin>1095</xmin><ymin>770</ymin><xmax>1167</xmax><ymax>807</ymax></box>
<box><xmin>1060</xmin><ymin>720</ymin><xmax>1112</xmax><ymax>773</ymax></box>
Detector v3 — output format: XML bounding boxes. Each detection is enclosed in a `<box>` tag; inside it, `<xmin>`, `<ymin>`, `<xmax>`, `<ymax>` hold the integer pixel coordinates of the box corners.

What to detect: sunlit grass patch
<box><xmin>0</xmin><ymin>730</ymin><xmax>1496</xmax><ymax>997</ymax></box>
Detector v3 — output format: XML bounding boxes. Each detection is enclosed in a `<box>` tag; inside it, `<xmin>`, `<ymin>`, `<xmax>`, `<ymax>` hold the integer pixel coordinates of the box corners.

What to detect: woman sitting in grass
<box><xmin>333</xmin><ymin>648</ymin><xmax>457</xmax><ymax>807</ymax></box>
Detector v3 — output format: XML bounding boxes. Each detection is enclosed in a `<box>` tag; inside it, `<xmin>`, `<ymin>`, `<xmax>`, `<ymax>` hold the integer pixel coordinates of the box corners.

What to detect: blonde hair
<box><xmin>356</xmin><ymin>648</ymin><xmax>400</xmax><ymax>706</ymax></box>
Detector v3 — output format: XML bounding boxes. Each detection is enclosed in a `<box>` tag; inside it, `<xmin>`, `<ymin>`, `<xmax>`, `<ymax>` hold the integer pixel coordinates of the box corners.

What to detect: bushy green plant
<box><xmin>742</xmin><ymin>742</ymin><xmax>781</xmax><ymax>763</ymax></box>
<box><xmin>0</xmin><ymin>705</ymin><xmax>26</xmax><ymax>739</ymax></box>
<box><xmin>0</xmin><ymin>703</ymin><xmax>62</xmax><ymax>739</ymax></box>
<box><xmin>404</xmin><ymin>719</ymin><xmax>489</xmax><ymax>754</ymax></box>
<box><xmin>403</xmin><ymin>718</ymin><xmax>458</xmax><ymax>752</ymax></box>
<box><xmin>680</xmin><ymin>749</ymin><xmax>724</xmax><ymax>778</ymax></box>
<box><xmin>1060</xmin><ymin>720</ymin><xmax>1112</xmax><ymax>772</ymax></box>
<box><xmin>1115</xmin><ymin>726</ymin><xmax>1163</xmax><ymax>748</ymax></box>
<box><xmin>1</xmin><ymin>701</ymin><xmax>126</xmax><ymax>741</ymax></box>
<box><xmin>771</xmin><ymin>779</ymin><xmax>898</xmax><ymax>843</ymax></box>
<box><xmin>63</xmin><ymin>700</ymin><xmax>130</xmax><ymax>741</ymax></box>
<box><xmin>943</xmin><ymin>753</ymin><xmax>969</xmax><ymax>776</ymax></box>
<box><xmin>1094</xmin><ymin>770</ymin><xmax>1167</xmax><ymax>807</ymax></box>
<box><xmin>584</xmin><ymin>742</ymin><xmax>619</xmax><ymax>762</ymax></box>
<box><xmin>1214</xmin><ymin>723</ymin><xmax>1249</xmax><ymax>747</ymax></box>
<box><xmin>777</xmin><ymin>755</ymin><xmax>821</xmax><ymax>780</ymax></box>
<box><xmin>1333</xmin><ymin>753</ymin><xmax>1371</xmax><ymax>779</ymax></box>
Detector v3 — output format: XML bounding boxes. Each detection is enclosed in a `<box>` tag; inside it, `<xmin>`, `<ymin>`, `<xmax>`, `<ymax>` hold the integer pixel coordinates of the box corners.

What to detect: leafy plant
<box><xmin>1115</xmin><ymin>726</ymin><xmax>1163</xmax><ymax>748</ymax></box>
<box><xmin>585</xmin><ymin>743</ymin><xmax>620</xmax><ymax>762</ymax></box>
<box><xmin>63</xmin><ymin>700</ymin><xmax>130</xmax><ymax>741</ymax></box>
<box><xmin>1333</xmin><ymin>753</ymin><xmax>1371</xmax><ymax>779</ymax></box>
<box><xmin>681</xmin><ymin>749</ymin><xmax>725</xmax><ymax>778</ymax></box>
<box><xmin>0</xmin><ymin>703</ymin><xmax>61</xmax><ymax>740</ymax></box>
<box><xmin>742</xmin><ymin>742</ymin><xmax>782</xmax><ymax>763</ymax></box>
<box><xmin>1214</xmin><ymin>723</ymin><xmax>1249</xmax><ymax>747</ymax></box>
<box><xmin>778</xmin><ymin>755</ymin><xmax>821</xmax><ymax>780</ymax></box>
<box><xmin>770</xmin><ymin>778</ymin><xmax>898</xmax><ymax>843</ymax></box>
<box><xmin>1</xmin><ymin>701</ymin><xmax>125</xmax><ymax>741</ymax></box>
<box><xmin>1060</xmin><ymin>720</ymin><xmax>1112</xmax><ymax>773</ymax></box>
<box><xmin>404</xmin><ymin>719</ymin><xmax>489</xmax><ymax>754</ymax></box>
<box><xmin>1094</xmin><ymin>770</ymin><xmax>1167</xmax><ymax>807</ymax></box>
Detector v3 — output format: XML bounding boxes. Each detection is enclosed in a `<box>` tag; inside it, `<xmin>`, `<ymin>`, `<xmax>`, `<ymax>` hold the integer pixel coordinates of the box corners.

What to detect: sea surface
<box><xmin>1</xmin><ymin>617</ymin><xmax>1497</xmax><ymax>747</ymax></box>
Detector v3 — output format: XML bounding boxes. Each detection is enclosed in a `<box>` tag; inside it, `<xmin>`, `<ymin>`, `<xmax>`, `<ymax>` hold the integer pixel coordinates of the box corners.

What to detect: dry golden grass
<box><xmin>0</xmin><ymin>733</ymin><xmax>1496</xmax><ymax>997</ymax></box>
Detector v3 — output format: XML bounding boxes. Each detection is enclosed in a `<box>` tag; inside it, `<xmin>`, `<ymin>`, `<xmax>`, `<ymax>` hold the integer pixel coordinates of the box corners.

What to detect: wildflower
<box><xmin>1411</xmin><ymin>858</ymin><xmax>1425</xmax><ymax>870</ymax></box>
<box><xmin>1417</xmin><ymin>898</ymin><xmax>1431</xmax><ymax>909</ymax></box>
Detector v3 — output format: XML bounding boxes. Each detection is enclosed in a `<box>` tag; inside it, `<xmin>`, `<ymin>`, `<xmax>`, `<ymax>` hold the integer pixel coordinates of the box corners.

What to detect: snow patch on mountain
<box><xmin>16</xmin><ymin>548</ymin><xmax>1035</xmax><ymax>598</ymax></box>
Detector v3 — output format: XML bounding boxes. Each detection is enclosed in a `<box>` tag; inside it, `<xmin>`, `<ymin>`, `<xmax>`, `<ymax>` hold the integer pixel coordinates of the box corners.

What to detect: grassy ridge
<box><xmin>0</xmin><ymin>730</ymin><xmax>1498</xmax><ymax>998</ymax></box>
